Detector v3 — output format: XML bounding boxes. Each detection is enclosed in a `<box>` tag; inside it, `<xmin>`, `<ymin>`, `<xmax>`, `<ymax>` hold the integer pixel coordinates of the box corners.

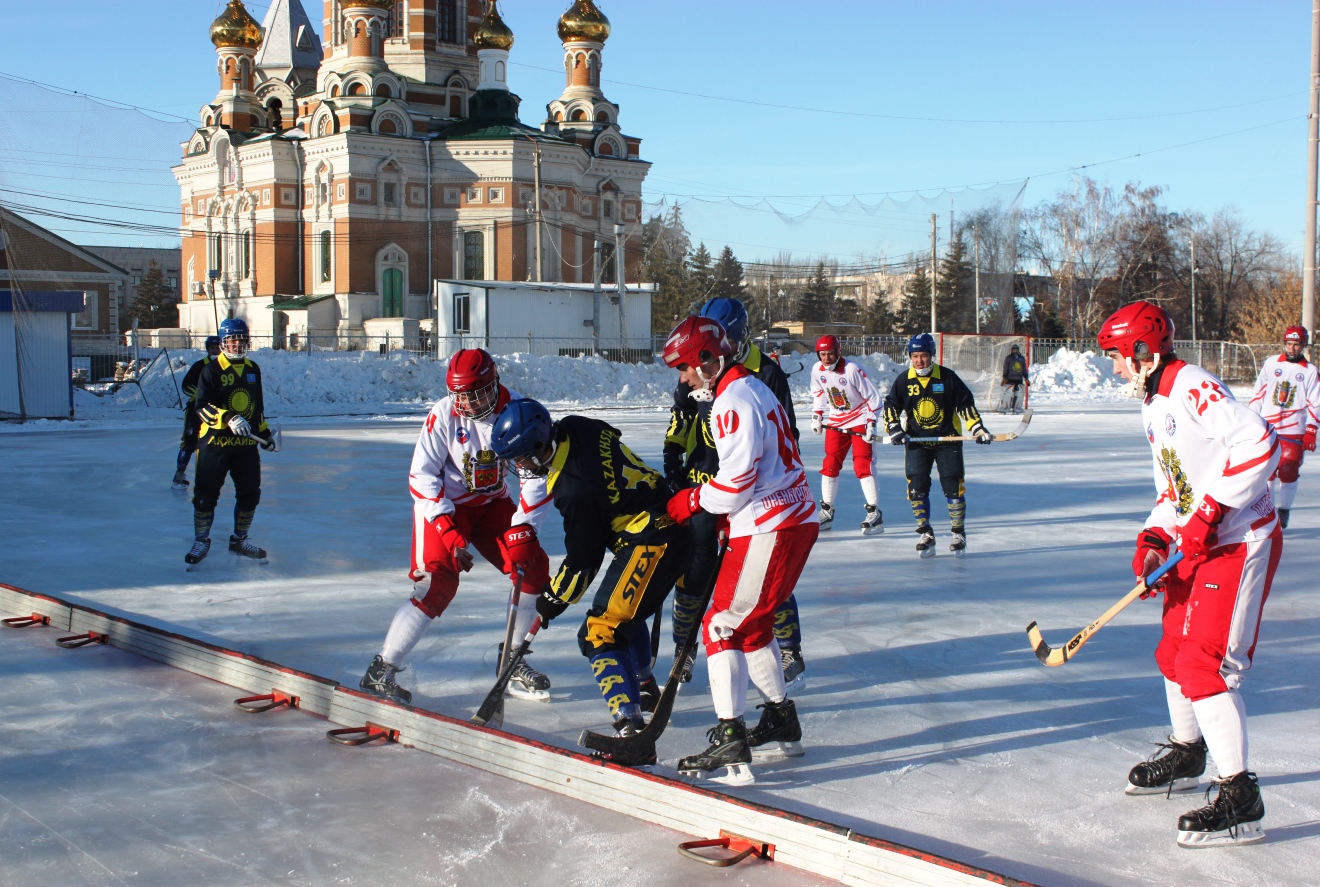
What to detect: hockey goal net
<box><xmin>937</xmin><ymin>333</ymin><xmax>1031</xmax><ymax>414</ymax></box>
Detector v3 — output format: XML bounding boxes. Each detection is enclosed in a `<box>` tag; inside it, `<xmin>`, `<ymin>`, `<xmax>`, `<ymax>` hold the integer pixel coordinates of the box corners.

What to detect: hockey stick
<box><xmin>649</xmin><ymin>608</ymin><xmax>662</xmax><ymax>669</ymax></box>
<box><xmin>897</xmin><ymin>408</ymin><xmax>1034</xmax><ymax>444</ymax></box>
<box><xmin>471</xmin><ymin>615</ymin><xmax>544</xmax><ymax>727</ymax></box>
<box><xmin>499</xmin><ymin>567</ymin><xmax>525</xmax><ymax>674</ymax></box>
<box><xmin>578</xmin><ymin>540</ymin><xmax>729</xmax><ymax>758</ymax></box>
<box><xmin>1025</xmin><ymin>550</ymin><xmax>1183</xmax><ymax>667</ymax></box>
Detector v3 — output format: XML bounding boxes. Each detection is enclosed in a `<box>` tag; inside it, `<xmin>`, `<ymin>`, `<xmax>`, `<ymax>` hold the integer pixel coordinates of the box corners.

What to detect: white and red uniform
<box><xmin>406</xmin><ymin>385</ymin><xmax>551</xmax><ymax>616</ymax></box>
<box><xmin>1141</xmin><ymin>361</ymin><xmax>1281</xmax><ymax>703</ymax></box>
<box><xmin>1247</xmin><ymin>353</ymin><xmax>1320</xmax><ymax>506</ymax></box>
<box><xmin>690</xmin><ymin>364</ymin><xmax>819</xmax><ymax>719</ymax></box>
<box><xmin>810</xmin><ymin>358</ymin><xmax>882</xmax><ymax>479</ymax></box>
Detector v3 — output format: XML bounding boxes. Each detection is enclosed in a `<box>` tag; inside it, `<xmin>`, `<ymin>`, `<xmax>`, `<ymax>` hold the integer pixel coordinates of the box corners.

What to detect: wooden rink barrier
<box><xmin>0</xmin><ymin>582</ymin><xmax>1037</xmax><ymax>887</ymax></box>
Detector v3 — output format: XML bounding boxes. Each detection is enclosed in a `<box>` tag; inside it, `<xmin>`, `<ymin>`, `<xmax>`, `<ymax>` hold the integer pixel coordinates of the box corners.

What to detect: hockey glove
<box><xmin>1132</xmin><ymin>526</ymin><xmax>1172</xmax><ymax>597</ymax></box>
<box><xmin>227</xmin><ymin>414</ymin><xmax>252</xmax><ymax>438</ymax></box>
<box><xmin>971</xmin><ymin>423</ymin><xmax>992</xmax><ymax>445</ymax></box>
<box><xmin>811</xmin><ymin>413</ymin><xmax>823</xmax><ymax>435</ymax></box>
<box><xmin>1306</xmin><ymin>428</ymin><xmax>1317</xmax><ymax>452</ymax></box>
<box><xmin>502</xmin><ymin>524</ymin><xmax>542</xmax><ymax>575</ymax></box>
<box><xmin>535</xmin><ymin>590</ymin><xmax>569</xmax><ymax>627</ymax></box>
<box><xmin>1175</xmin><ymin>495</ymin><xmax>1222</xmax><ymax>580</ymax></box>
<box><xmin>864</xmin><ymin>420</ymin><xmax>878</xmax><ymax>442</ymax></box>
<box><xmin>667</xmin><ymin>486</ymin><xmax>703</xmax><ymax>525</ymax></box>
<box><xmin>199</xmin><ymin>404</ymin><xmax>224</xmax><ymax>427</ymax></box>
<box><xmin>432</xmin><ymin>514</ymin><xmax>473</xmax><ymax>572</ymax></box>
<box><xmin>887</xmin><ymin>425</ymin><xmax>907</xmax><ymax>446</ymax></box>
<box><xmin>256</xmin><ymin>429</ymin><xmax>279</xmax><ymax>452</ymax></box>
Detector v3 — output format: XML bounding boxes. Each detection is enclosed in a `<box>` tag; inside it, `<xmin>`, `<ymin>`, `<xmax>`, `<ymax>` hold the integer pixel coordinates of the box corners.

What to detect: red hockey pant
<box><xmin>703</xmin><ymin>522</ymin><xmax>818</xmax><ymax>654</ymax></box>
<box><xmin>821</xmin><ymin>425</ymin><xmax>874</xmax><ymax>478</ymax></box>
<box><xmin>1271</xmin><ymin>436</ymin><xmax>1304</xmax><ymax>484</ymax></box>
<box><xmin>1155</xmin><ymin>526</ymin><xmax>1281</xmax><ymax>701</ymax></box>
<box><xmin>407</xmin><ymin>497</ymin><xmax>550</xmax><ymax>618</ymax></box>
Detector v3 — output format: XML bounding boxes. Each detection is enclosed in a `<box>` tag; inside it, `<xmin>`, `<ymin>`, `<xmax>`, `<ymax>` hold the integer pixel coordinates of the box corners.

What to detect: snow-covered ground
<box><xmin>3</xmin><ymin>381</ymin><xmax>1318</xmax><ymax>885</ymax></box>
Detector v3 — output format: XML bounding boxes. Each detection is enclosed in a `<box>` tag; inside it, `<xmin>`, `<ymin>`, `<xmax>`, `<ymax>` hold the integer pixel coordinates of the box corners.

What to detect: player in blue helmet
<box><xmin>171</xmin><ymin>335</ymin><xmax>224</xmax><ymax>490</ymax></box>
<box><xmin>664</xmin><ymin>300</ymin><xmax>810</xmax><ymax>690</ymax></box>
<box><xmin>218</xmin><ymin>317</ymin><xmax>250</xmax><ymax>360</ymax></box>
<box><xmin>493</xmin><ymin>397</ymin><xmax>693</xmax><ymax>766</ymax></box>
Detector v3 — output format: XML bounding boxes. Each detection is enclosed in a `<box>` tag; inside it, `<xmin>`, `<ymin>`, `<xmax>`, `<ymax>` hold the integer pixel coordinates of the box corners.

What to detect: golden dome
<box><xmin>340</xmin><ymin>0</ymin><xmax>394</xmax><ymax>9</ymax></box>
<box><xmin>474</xmin><ymin>0</ymin><xmax>515</xmax><ymax>51</ymax></box>
<box><xmin>558</xmin><ymin>0</ymin><xmax>610</xmax><ymax>44</ymax></box>
<box><xmin>210</xmin><ymin>0</ymin><xmax>263</xmax><ymax>49</ymax></box>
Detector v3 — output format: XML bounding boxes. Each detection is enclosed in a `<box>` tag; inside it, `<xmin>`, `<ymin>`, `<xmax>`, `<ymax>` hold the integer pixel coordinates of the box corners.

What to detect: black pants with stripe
<box><xmin>576</xmin><ymin>526</ymin><xmax>692</xmax><ymax>658</ymax></box>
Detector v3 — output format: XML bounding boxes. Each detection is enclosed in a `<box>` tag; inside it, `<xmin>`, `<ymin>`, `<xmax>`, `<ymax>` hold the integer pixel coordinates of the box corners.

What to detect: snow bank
<box><xmin>1028</xmin><ymin>348</ymin><xmax>1128</xmax><ymax>403</ymax></box>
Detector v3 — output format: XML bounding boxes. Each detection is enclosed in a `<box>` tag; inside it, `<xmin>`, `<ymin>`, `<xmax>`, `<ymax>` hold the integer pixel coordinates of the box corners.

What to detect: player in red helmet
<box><xmin>358</xmin><ymin>348</ymin><xmax>555</xmax><ymax>705</ymax></box>
<box><xmin>809</xmin><ymin>335</ymin><xmax>884</xmax><ymax>535</ymax></box>
<box><xmin>1098</xmin><ymin>300</ymin><xmax>1280</xmax><ymax>847</ymax></box>
<box><xmin>1246</xmin><ymin>325</ymin><xmax>1319</xmax><ymax>528</ymax></box>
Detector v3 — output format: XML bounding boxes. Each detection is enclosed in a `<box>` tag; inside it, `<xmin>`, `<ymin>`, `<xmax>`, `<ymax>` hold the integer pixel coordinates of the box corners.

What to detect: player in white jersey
<box><xmin>358</xmin><ymin>349</ymin><xmax>554</xmax><ymax>705</ymax></box>
<box><xmin>1098</xmin><ymin>301</ymin><xmax>1281</xmax><ymax>848</ymax></box>
<box><xmin>1246</xmin><ymin>325</ymin><xmax>1320</xmax><ymax>528</ymax></box>
<box><xmin>808</xmin><ymin>334</ymin><xmax>884</xmax><ymax>534</ymax></box>
<box><xmin>661</xmin><ymin>316</ymin><xmax>820</xmax><ymax>784</ymax></box>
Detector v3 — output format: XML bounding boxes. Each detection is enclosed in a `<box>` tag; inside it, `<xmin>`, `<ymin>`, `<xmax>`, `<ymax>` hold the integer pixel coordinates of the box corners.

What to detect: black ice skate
<box><xmin>591</xmin><ymin>717</ymin><xmax>656</xmax><ymax>768</ymax></box>
<box><xmin>1278</xmin><ymin>508</ymin><xmax>1290</xmax><ymax>529</ymax></box>
<box><xmin>674</xmin><ymin>643</ymin><xmax>697</xmax><ymax>684</ymax></box>
<box><xmin>1126</xmin><ymin>735</ymin><xmax>1207</xmax><ymax>796</ymax></box>
<box><xmin>916</xmin><ymin>525</ymin><xmax>936</xmax><ymax>558</ymax></box>
<box><xmin>184</xmin><ymin>537</ymin><xmax>211</xmax><ymax>568</ymax></box>
<box><xmin>171</xmin><ymin>470</ymin><xmax>189</xmax><ymax>490</ymax></box>
<box><xmin>860</xmin><ymin>505</ymin><xmax>884</xmax><ymax>536</ymax></box>
<box><xmin>499</xmin><ymin>644</ymin><xmax>551</xmax><ymax>701</ymax></box>
<box><xmin>360</xmin><ymin>654</ymin><xmax>412</xmax><ymax>704</ymax></box>
<box><xmin>1176</xmin><ymin>771</ymin><xmax>1265</xmax><ymax>848</ymax></box>
<box><xmin>639</xmin><ymin>676</ymin><xmax>661</xmax><ymax>713</ymax></box>
<box><xmin>228</xmin><ymin>535</ymin><xmax>268</xmax><ymax>563</ymax></box>
<box><xmin>780</xmin><ymin>646</ymin><xmax>806</xmax><ymax>692</ymax></box>
<box><xmin>748</xmin><ymin>699</ymin><xmax>804</xmax><ymax>759</ymax></box>
<box><xmin>950</xmin><ymin>530</ymin><xmax>967</xmax><ymax>558</ymax></box>
<box><xmin>678</xmin><ymin>717</ymin><xmax>753</xmax><ymax>786</ymax></box>
<box><xmin>818</xmin><ymin>502</ymin><xmax>834</xmax><ymax>531</ymax></box>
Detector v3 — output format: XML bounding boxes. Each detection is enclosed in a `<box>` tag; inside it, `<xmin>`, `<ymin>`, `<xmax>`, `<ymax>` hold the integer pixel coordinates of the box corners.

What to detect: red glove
<box><xmin>1133</xmin><ymin>526</ymin><xmax>1172</xmax><ymax>597</ymax></box>
<box><xmin>1175</xmin><ymin>495</ymin><xmax>1223</xmax><ymax>579</ymax></box>
<box><xmin>432</xmin><ymin>514</ymin><xmax>473</xmax><ymax>572</ymax></box>
<box><xmin>667</xmin><ymin>486</ymin><xmax>703</xmax><ymax>525</ymax></box>
<box><xmin>1305</xmin><ymin>428</ymin><xmax>1317</xmax><ymax>452</ymax></box>
<box><xmin>502</xmin><ymin>524</ymin><xmax>541</xmax><ymax>575</ymax></box>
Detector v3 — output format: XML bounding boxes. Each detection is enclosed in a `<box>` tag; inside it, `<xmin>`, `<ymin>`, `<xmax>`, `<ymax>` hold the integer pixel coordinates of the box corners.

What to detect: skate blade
<box><xmin>952</xmin><ymin>548</ymin><xmax>966</xmax><ymax>558</ymax></box>
<box><xmin>919</xmin><ymin>548</ymin><xmax>936</xmax><ymax>559</ymax></box>
<box><xmin>752</xmin><ymin>741</ymin><xmax>804</xmax><ymax>760</ymax></box>
<box><xmin>680</xmin><ymin>762</ymin><xmax>755</xmax><ymax>786</ymax></box>
<box><xmin>185</xmin><ymin>563</ymin><xmax>202</xmax><ymax>572</ymax></box>
<box><xmin>861</xmin><ymin>525</ymin><xmax>884</xmax><ymax>536</ymax></box>
<box><xmin>1177</xmin><ymin>820</ymin><xmax>1265</xmax><ymax>848</ymax></box>
<box><xmin>171</xmin><ymin>483</ymin><xmax>189</xmax><ymax>492</ymax></box>
<box><xmin>1125</xmin><ymin>777</ymin><xmax>1201</xmax><ymax>796</ymax></box>
<box><xmin>505</xmin><ymin>685</ymin><xmax>551</xmax><ymax>702</ymax></box>
<box><xmin>781</xmin><ymin>675</ymin><xmax>806</xmax><ymax>696</ymax></box>
<box><xmin>818</xmin><ymin>521</ymin><xmax>833</xmax><ymax>532</ymax></box>
<box><xmin>231</xmin><ymin>552</ymin><xmax>269</xmax><ymax>565</ymax></box>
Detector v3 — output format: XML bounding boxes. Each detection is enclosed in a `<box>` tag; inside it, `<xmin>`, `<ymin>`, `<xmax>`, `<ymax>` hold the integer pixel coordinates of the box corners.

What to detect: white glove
<box><xmin>228</xmin><ymin>414</ymin><xmax>252</xmax><ymax>438</ymax></box>
<box><xmin>864</xmin><ymin>420</ymin><xmax>877</xmax><ymax>442</ymax></box>
<box><xmin>811</xmin><ymin>414</ymin><xmax>823</xmax><ymax>435</ymax></box>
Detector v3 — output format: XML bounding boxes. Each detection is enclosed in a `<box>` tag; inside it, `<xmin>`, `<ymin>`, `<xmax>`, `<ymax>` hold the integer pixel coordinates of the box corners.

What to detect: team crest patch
<box><xmin>455</xmin><ymin>427</ymin><xmax>469</xmax><ymax>444</ymax></box>
<box><xmin>1275</xmin><ymin>368</ymin><xmax>1283</xmax><ymax>376</ymax></box>
<box><xmin>462</xmin><ymin>449</ymin><xmax>504</xmax><ymax>493</ymax></box>
<box><xmin>1272</xmin><ymin>380</ymin><xmax>1297</xmax><ymax>409</ymax></box>
<box><xmin>1146</xmin><ymin>423</ymin><xmax>1155</xmax><ymax>443</ymax></box>
<box><xmin>933</xmin><ymin>383</ymin><xmax>945</xmax><ymax>392</ymax></box>
<box><xmin>246</xmin><ymin>374</ymin><xmax>256</xmax><ymax>383</ymax></box>
<box><xmin>1164</xmin><ymin>414</ymin><xmax>1176</xmax><ymax>436</ymax></box>
<box><xmin>914</xmin><ymin>396</ymin><xmax>944</xmax><ymax>429</ymax></box>
<box><xmin>1158</xmin><ymin>445</ymin><xmax>1195</xmax><ymax>517</ymax></box>
<box><xmin>827</xmin><ymin>385</ymin><xmax>851</xmax><ymax>411</ymax></box>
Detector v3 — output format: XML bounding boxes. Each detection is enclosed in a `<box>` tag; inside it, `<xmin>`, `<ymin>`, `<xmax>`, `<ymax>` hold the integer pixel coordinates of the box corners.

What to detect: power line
<box><xmin>0</xmin><ymin>70</ymin><xmax>197</xmax><ymax>124</ymax></box>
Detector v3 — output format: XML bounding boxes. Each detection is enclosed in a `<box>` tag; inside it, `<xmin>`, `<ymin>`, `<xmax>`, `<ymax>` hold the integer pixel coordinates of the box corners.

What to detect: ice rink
<box><xmin>3</xmin><ymin>403</ymin><xmax>1318</xmax><ymax>886</ymax></box>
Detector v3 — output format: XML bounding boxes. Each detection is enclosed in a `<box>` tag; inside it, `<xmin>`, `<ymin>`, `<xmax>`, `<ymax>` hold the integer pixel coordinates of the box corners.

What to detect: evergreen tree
<box><xmin>898</xmin><ymin>266</ymin><xmax>933</xmax><ymax>335</ymax></box>
<box><xmin>862</xmin><ymin>287</ymin><xmax>899</xmax><ymax>334</ymax></box>
<box><xmin>712</xmin><ymin>245</ymin><xmax>746</xmax><ymax>301</ymax></box>
<box><xmin>642</xmin><ymin>208</ymin><xmax>692</xmax><ymax>328</ymax></box>
<box><xmin>127</xmin><ymin>260</ymin><xmax>178</xmax><ymax>328</ymax></box>
<box><xmin>935</xmin><ymin>235</ymin><xmax>973</xmax><ymax>331</ymax></box>
<box><xmin>687</xmin><ymin>243</ymin><xmax>715</xmax><ymax>311</ymax></box>
<box><xmin>798</xmin><ymin>261</ymin><xmax>833</xmax><ymax>323</ymax></box>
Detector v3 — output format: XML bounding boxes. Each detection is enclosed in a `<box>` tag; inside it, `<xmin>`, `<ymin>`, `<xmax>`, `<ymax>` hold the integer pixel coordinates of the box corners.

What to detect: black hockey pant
<box><xmin>905</xmin><ymin>443</ymin><xmax>966</xmax><ymax>528</ymax></box>
<box><xmin>192</xmin><ymin>443</ymin><xmax>261</xmax><ymax>537</ymax></box>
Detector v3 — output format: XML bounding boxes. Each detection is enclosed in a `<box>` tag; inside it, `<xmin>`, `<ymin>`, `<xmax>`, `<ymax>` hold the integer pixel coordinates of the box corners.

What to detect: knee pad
<box><xmin>415</xmin><ymin>571</ymin><xmax>459</xmax><ymax>619</ymax></box>
<box><xmin>939</xmin><ymin>476</ymin><xmax>965</xmax><ymax>500</ymax></box>
<box><xmin>1278</xmin><ymin>459</ymin><xmax>1301</xmax><ymax>484</ymax></box>
<box><xmin>907</xmin><ymin>478</ymin><xmax>931</xmax><ymax>500</ymax></box>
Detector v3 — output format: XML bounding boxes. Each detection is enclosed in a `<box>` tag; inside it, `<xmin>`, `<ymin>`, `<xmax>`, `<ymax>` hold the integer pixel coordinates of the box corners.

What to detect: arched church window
<box><xmin>330</xmin><ymin>84</ymin><xmax>340</xmax><ymax>97</ymax></box>
<box><xmin>267</xmin><ymin>99</ymin><xmax>284</xmax><ymax>132</ymax></box>
<box><xmin>571</xmin><ymin>109</ymin><xmax>586</xmax><ymax>122</ymax></box>
<box><xmin>599</xmin><ymin>142</ymin><xmax>614</xmax><ymax>157</ymax></box>
<box><xmin>463</xmin><ymin>230</ymin><xmax>484</xmax><ymax>281</ymax></box>
<box><xmin>349</xmin><ymin>82</ymin><xmax>366</xmax><ymax>97</ymax></box>
<box><xmin>595</xmin><ymin>110</ymin><xmax>609</xmax><ymax>123</ymax></box>
<box><xmin>376</xmin><ymin>84</ymin><xmax>392</xmax><ymax>98</ymax></box>
<box><xmin>379</xmin><ymin>117</ymin><xmax>397</xmax><ymax>134</ymax></box>
<box><xmin>319</xmin><ymin>230</ymin><xmax>332</xmax><ymax>282</ymax></box>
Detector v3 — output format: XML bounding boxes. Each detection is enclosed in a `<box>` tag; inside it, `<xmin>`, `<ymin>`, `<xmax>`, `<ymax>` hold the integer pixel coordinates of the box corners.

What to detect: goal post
<box><xmin>937</xmin><ymin>333</ymin><xmax>1032</xmax><ymax>414</ymax></box>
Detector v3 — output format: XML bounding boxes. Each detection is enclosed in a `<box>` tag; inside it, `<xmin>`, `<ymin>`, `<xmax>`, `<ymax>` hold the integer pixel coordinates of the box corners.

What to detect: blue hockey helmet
<box><xmin>491</xmin><ymin>398</ymin><xmax>555</xmax><ymax>476</ymax></box>
<box><xmin>203</xmin><ymin>335</ymin><xmax>221</xmax><ymax>352</ymax></box>
<box><xmin>907</xmin><ymin>333</ymin><xmax>935</xmax><ymax>356</ymax></box>
<box><xmin>699</xmin><ymin>297</ymin><xmax>747</xmax><ymax>345</ymax></box>
<box><xmin>218</xmin><ymin>318</ymin><xmax>250</xmax><ymax>359</ymax></box>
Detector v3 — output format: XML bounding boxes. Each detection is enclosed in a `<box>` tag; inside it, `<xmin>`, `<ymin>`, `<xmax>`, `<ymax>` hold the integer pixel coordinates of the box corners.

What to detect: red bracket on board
<box><xmin>2</xmin><ymin>614</ymin><xmax>50</xmax><ymax>629</ymax></box>
<box><xmin>55</xmin><ymin>631</ymin><xmax>107</xmax><ymax>649</ymax></box>
<box><xmin>234</xmin><ymin>690</ymin><xmax>299</xmax><ymax>713</ymax></box>
<box><xmin>677</xmin><ymin>830</ymin><xmax>775</xmax><ymax>867</ymax></box>
<box><xmin>326</xmin><ymin>722</ymin><xmax>398</xmax><ymax>746</ymax></box>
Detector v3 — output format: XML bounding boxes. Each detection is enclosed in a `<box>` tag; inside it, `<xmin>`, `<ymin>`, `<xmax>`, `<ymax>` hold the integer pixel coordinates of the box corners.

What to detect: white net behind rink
<box><xmin>938</xmin><ymin>333</ymin><xmax>1030</xmax><ymax>414</ymax></box>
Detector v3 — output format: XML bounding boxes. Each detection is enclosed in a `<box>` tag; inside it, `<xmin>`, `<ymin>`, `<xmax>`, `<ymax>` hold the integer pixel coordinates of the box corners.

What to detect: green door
<box><xmin>382</xmin><ymin>267</ymin><xmax>403</xmax><ymax>317</ymax></box>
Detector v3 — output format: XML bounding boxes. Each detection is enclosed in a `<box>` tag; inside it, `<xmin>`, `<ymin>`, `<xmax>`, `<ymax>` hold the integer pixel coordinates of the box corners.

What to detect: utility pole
<box><xmin>592</xmin><ymin>238</ymin><xmax>602</xmax><ymax>355</ymax></box>
<box><xmin>1190</xmin><ymin>233</ymin><xmax>1198</xmax><ymax>343</ymax></box>
<box><xmin>615</xmin><ymin>222</ymin><xmax>627</xmax><ymax>353</ymax></box>
<box><xmin>929</xmin><ymin>214</ymin><xmax>938</xmax><ymax>339</ymax></box>
<box><xmin>1304</xmin><ymin>0</ymin><xmax>1320</xmax><ymax>338</ymax></box>
<box><xmin>974</xmin><ymin>223</ymin><xmax>981</xmax><ymax>335</ymax></box>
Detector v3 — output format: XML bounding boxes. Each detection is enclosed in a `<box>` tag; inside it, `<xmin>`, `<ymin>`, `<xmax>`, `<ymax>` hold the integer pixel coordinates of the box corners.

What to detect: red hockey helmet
<box><xmin>815</xmin><ymin>335</ymin><xmax>840</xmax><ymax>355</ymax></box>
<box><xmin>662</xmin><ymin>316</ymin><xmax>732</xmax><ymax>369</ymax></box>
<box><xmin>1096</xmin><ymin>301</ymin><xmax>1175</xmax><ymax>360</ymax></box>
<box><xmin>1284</xmin><ymin>325</ymin><xmax>1309</xmax><ymax>346</ymax></box>
<box><xmin>446</xmin><ymin>348</ymin><xmax>500</xmax><ymax>419</ymax></box>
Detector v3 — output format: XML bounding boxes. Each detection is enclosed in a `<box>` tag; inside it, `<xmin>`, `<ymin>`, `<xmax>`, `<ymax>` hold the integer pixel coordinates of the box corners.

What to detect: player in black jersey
<box><xmin>882</xmin><ymin>333</ymin><xmax>990</xmax><ymax>558</ymax></box>
<box><xmin>662</xmin><ymin>298</ymin><xmax>809</xmax><ymax>689</ymax></box>
<box><xmin>187</xmin><ymin>318</ymin><xmax>278</xmax><ymax>566</ymax></box>
<box><xmin>172</xmin><ymin>335</ymin><xmax>221</xmax><ymax>490</ymax></box>
<box><xmin>492</xmin><ymin>398</ymin><xmax>692</xmax><ymax>765</ymax></box>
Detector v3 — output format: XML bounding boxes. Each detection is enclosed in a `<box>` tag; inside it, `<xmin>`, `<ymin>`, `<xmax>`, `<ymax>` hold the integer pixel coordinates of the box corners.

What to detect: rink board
<box><xmin>0</xmin><ymin>582</ymin><xmax>1034</xmax><ymax>887</ymax></box>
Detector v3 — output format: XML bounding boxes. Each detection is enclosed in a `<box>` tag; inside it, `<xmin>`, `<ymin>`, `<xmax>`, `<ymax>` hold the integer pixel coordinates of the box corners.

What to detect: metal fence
<box><xmin>1030</xmin><ymin>338</ymin><xmax>1263</xmax><ymax>383</ymax></box>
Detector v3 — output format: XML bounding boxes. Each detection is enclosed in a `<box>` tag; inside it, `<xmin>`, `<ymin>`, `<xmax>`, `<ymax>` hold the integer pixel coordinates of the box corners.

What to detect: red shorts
<box><xmin>1271</xmin><ymin>436</ymin><xmax>1304</xmax><ymax>484</ymax></box>
<box><xmin>703</xmin><ymin>522</ymin><xmax>819</xmax><ymax>654</ymax></box>
<box><xmin>408</xmin><ymin>497</ymin><xmax>550</xmax><ymax>618</ymax></box>
<box><xmin>821</xmin><ymin>425</ymin><xmax>874</xmax><ymax>478</ymax></box>
<box><xmin>1155</xmin><ymin>526</ymin><xmax>1281</xmax><ymax>700</ymax></box>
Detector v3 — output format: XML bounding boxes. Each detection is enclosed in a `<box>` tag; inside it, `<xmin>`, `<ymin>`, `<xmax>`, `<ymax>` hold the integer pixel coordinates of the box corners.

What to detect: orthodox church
<box><xmin>173</xmin><ymin>0</ymin><xmax>649</xmax><ymax>344</ymax></box>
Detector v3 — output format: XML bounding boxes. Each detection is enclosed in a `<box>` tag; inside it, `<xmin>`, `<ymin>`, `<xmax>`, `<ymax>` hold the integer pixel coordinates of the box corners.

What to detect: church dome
<box><xmin>210</xmin><ymin>0</ymin><xmax>263</xmax><ymax>49</ymax></box>
<box><xmin>557</xmin><ymin>0</ymin><xmax>610</xmax><ymax>44</ymax></box>
<box><xmin>474</xmin><ymin>0</ymin><xmax>515</xmax><ymax>50</ymax></box>
<box><xmin>340</xmin><ymin>0</ymin><xmax>394</xmax><ymax>9</ymax></box>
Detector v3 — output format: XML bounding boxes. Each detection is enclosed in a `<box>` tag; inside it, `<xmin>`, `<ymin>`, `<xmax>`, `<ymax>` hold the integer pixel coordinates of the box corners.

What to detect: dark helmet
<box><xmin>491</xmin><ymin>398</ymin><xmax>555</xmax><ymax>476</ymax></box>
<box><xmin>204</xmin><ymin>335</ymin><xmax>221</xmax><ymax>350</ymax></box>
<box><xmin>699</xmin><ymin>297</ymin><xmax>748</xmax><ymax>345</ymax></box>
<box><xmin>907</xmin><ymin>333</ymin><xmax>935</xmax><ymax>355</ymax></box>
<box><xmin>1010</xmin><ymin>343</ymin><xmax>1021</xmax><ymax>353</ymax></box>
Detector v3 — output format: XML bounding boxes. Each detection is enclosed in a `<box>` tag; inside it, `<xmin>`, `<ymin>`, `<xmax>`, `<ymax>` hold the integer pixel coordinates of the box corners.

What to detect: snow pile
<box><xmin>1028</xmin><ymin>348</ymin><xmax>1128</xmax><ymax>403</ymax></box>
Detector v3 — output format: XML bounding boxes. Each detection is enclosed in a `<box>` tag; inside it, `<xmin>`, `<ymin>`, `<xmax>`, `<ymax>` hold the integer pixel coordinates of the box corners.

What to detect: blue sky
<box><xmin>0</xmin><ymin>1</ymin><xmax>1311</xmax><ymax>259</ymax></box>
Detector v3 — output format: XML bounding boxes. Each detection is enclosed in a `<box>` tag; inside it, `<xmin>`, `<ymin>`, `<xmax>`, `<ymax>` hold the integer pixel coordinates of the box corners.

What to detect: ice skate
<box><xmin>748</xmin><ymin>699</ymin><xmax>804</xmax><ymax>760</ymax></box>
<box><xmin>1176</xmin><ymin>771</ymin><xmax>1265</xmax><ymax>848</ymax></box>
<box><xmin>780</xmin><ymin>646</ymin><xmax>806</xmax><ymax>693</ymax></box>
<box><xmin>678</xmin><ymin>718</ymin><xmax>754</xmax><ymax>786</ymax></box>
<box><xmin>171</xmin><ymin>470</ymin><xmax>189</xmax><ymax>491</ymax></box>
<box><xmin>950</xmin><ymin>530</ymin><xmax>967</xmax><ymax>557</ymax></box>
<box><xmin>673</xmin><ymin>643</ymin><xmax>697</xmax><ymax>684</ymax></box>
<box><xmin>817</xmin><ymin>502</ymin><xmax>834</xmax><ymax>531</ymax></box>
<box><xmin>916</xmin><ymin>525</ymin><xmax>936</xmax><ymax>558</ymax></box>
<box><xmin>860</xmin><ymin>505</ymin><xmax>884</xmax><ymax>536</ymax></box>
<box><xmin>500</xmin><ymin>645</ymin><xmax>551</xmax><ymax>701</ymax></box>
<box><xmin>1278</xmin><ymin>508</ymin><xmax>1289</xmax><ymax>529</ymax></box>
<box><xmin>639</xmin><ymin>676</ymin><xmax>661</xmax><ymax>713</ymax></box>
<box><xmin>360</xmin><ymin>655</ymin><xmax>412</xmax><ymax>704</ymax></box>
<box><xmin>590</xmin><ymin>717</ymin><xmax>656</xmax><ymax>768</ymax></box>
<box><xmin>1126</xmin><ymin>735</ymin><xmax>1206</xmax><ymax>796</ymax></box>
<box><xmin>228</xmin><ymin>534</ymin><xmax>268</xmax><ymax>563</ymax></box>
<box><xmin>184</xmin><ymin>537</ymin><xmax>211</xmax><ymax>568</ymax></box>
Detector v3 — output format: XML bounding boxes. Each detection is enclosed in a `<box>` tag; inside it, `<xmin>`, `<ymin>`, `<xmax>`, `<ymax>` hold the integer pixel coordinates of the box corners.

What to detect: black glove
<box><xmin>535</xmin><ymin>592</ymin><xmax>569</xmax><ymax>627</ymax></box>
<box><xmin>972</xmin><ymin>425</ymin><xmax>992</xmax><ymax>445</ymax></box>
<box><xmin>887</xmin><ymin>425</ymin><xmax>907</xmax><ymax>446</ymax></box>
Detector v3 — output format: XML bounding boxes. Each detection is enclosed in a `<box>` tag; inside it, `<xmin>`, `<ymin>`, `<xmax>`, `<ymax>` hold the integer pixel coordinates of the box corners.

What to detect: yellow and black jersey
<box><xmin>545</xmin><ymin>415</ymin><xmax>682</xmax><ymax>604</ymax></box>
<box><xmin>882</xmin><ymin>364</ymin><xmax>983</xmax><ymax>443</ymax></box>
<box><xmin>180</xmin><ymin>356</ymin><xmax>214</xmax><ymax>405</ymax></box>
<box><xmin>194</xmin><ymin>353</ymin><xmax>270</xmax><ymax>447</ymax></box>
